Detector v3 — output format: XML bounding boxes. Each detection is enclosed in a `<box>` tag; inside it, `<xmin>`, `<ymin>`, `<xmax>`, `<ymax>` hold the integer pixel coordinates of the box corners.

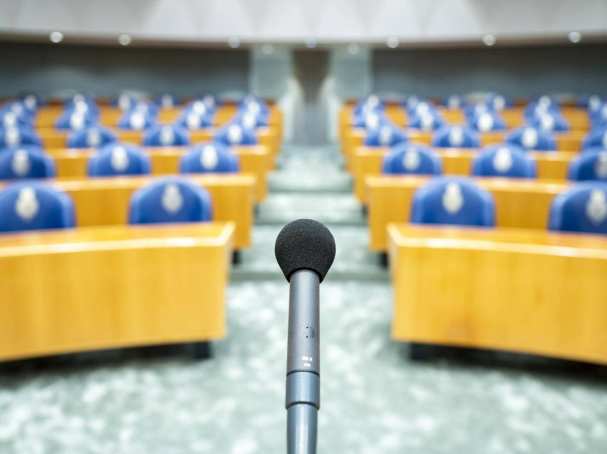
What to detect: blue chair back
<box><xmin>214</xmin><ymin>124</ymin><xmax>257</xmax><ymax>146</ymax></box>
<box><xmin>87</xmin><ymin>144</ymin><xmax>151</xmax><ymax>177</ymax></box>
<box><xmin>67</xmin><ymin>127</ymin><xmax>118</xmax><ymax>148</ymax></box>
<box><xmin>411</xmin><ymin>177</ymin><xmax>495</xmax><ymax>227</ymax></box>
<box><xmin>235</xmin><ymin>110</ymin><xmax>269</xmax><ymax>128</ymax></box>
<box><xmin>0</xmin><ymin>182</ymin><xmax>75</xmax><ymax>232</ymax></box>
<box><xmin>0</xmin><ymin>127</ymin><xmax>41</xmax><ymax>148</ymax></box>
<box><xmin>582</xmin><ymin>128</ymin><xmax>607</xmax><ymax>151</ymax></box>
<box><xmin>156</xmin><ymin>94</ymin><xmax>178</xmax><ymax>108</ymax></box>
<box><xmin>382</xmin><ymin>144</ymin><xmax>442</xmax><ymax>175</ymax></box>
<box><xmin>506</xmin><ymin>127</ymin><xmax>556</xmax><ymax>151</ymax></box>
<box><xmin>468</xmin><ymin>111</ymin><xmax>506</xmax><ymax>132</ymax></box>
<box><xmin>471</xmin><ymin>145</ymin><xmax>536</xmax><ymax>179</ymax></box>
<box><xmin>180</xmin><ymin>143</ymin><xmax>239</xmax><ymax>174</ymax></box>
<box><xmin>568</xmin><ymin>151</ymin><xmax>607</xmax><ymax>182</ymax></box>
<box><xmin>352</xmin><ymin>110</ymin><xmax>388</xmax><ymax>130</ymax></box>
<box><xmin>118</xmin><ymin>109</ymin><xmax>157</xmax><ymax>130</ymax></box>
<box><xmin>143</xmin><ymin>125</ymin><xmax>190</xmax><ymax>147</ymax></box>
<box><xmin>0</xmin><ymin>147</ymin><xmax>55</xmax><ymax>180</ymax></box>
<box><xmin>549</xmin><ymin>183</ymin><xmax>607</xmax><ymax>234</ymax></box>
<box><xmin>54</xmin><ymin>111</ymin><xmax>98</xmax><ymax>130</ymax></box>
<box><xmin>178</xmin><ymin>110</ymin><xmax>214</xmax><ymax>130</ymax></box>
<box><xmin>364</xmin><ymin>124</ymin><xmax>408</xmax><ymax>147</ymax></box>
<box><xmin>528</xmin><ymin>112</ymin><xmax>570</xmax><ymax>132</ymax></box>
<box><xmin>129</xmin><ymin>178</ymin><xmax>213</xmax><ymax>225</ymax></box>
<box><xmin>432</xmin><ymin>126</ymin><xmax>480</xmax><ymax>148</ymax></box>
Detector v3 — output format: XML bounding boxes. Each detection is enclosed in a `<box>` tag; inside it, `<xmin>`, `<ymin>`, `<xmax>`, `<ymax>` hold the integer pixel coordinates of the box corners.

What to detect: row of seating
<box><xmin>0</xmin><ymin>142</ymin><xmax>239</xmax><ymax>179</ymax></box>
<box><xmin>404</xmin><ymin>177</ymin><xmax>607</xmax><ymax>234</ymax></box>
<box><xmin>0</xmin><ymin>178</ymin><xmax>215</xmax><ymax>233</ymax></box>
<box><xmin>381</xmin><ymin>143</ymin><xmax>607</xmax><ymax>181</ymax></box>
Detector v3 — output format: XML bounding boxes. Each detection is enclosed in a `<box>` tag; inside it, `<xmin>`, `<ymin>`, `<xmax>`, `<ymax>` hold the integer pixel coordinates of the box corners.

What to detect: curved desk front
<box><xmin>353</xmin><ymin>147</ymin><xmax>576</xmax><ymax>202</ymax></box>
<box><xmin>0</xmin><ymin>223</ymin><xmax>234</xmax><ymax>361</ymax></box>
<box><xmin>388</xmin><ymin>224</ymin><xmax>607</xmax><ymax>364</ymax></box>
<box><xmin>0</xmin><ymin>174</ymin><xmax>255</xmax><ymax>249</ymax></box>
<box><xmin>367</xmin><ymin>175</ymin><xmax>566</xmax><ymax>251</ymax></box>
<box><xmin>48</xmin><ymin>145</ymin><xmax>271</xmax><ymax>202</ymax></box>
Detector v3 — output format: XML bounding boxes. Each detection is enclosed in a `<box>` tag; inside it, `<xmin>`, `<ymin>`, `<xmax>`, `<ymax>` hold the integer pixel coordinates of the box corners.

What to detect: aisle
<box><xmin>1</xmin><ymin>146</ymin><xmax>606</xmax><ymax>454</ymax></box>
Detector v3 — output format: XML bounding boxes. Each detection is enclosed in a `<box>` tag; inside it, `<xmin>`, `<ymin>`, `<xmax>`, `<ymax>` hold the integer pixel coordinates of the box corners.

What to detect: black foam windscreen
<box><xmin>274</xmin><ymin>219</ymin><xmax>336</xmax><ymax>282</ymax></box>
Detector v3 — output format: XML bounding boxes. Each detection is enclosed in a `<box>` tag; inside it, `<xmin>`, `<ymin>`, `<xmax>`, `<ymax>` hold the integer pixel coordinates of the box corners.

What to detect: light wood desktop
<box><xmin>352</xmin><ymin>146</ymin><xmax>576</xmax><ymax>202</ymax></box>
<box><xmin>0</xmin><ymin>223</ymin><xmax>234</xmax><ymax>361</ymax></box>
<box><xmin>388</xmin><ymin>224</ymin><xmax>607</xmax><ymax>364</ymax></box>
<box><xmin>366</xmin><ymin>175</ymin><xmax>567</xmax><ymax>251</ymax></box>
<box><xmin>48</xmin><ymin>145</ymin><xmax>271</xmax><ymax>202</ymax></box>
<box><xmin>0</xmin><ymin>174</ymin><xmax>255</xmax><ymax>249</ymax></box>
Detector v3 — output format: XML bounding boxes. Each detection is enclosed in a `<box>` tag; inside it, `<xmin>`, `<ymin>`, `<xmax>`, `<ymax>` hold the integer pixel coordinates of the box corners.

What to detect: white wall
<box><xmin>1</xmin><ymin>0</ymin><xmax>606</xmax><ymax>44</ymax></box>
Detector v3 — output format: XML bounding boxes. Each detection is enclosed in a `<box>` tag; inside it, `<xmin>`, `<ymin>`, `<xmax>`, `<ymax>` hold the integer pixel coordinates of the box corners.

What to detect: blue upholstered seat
<box><xmin>506</xmin><ymin>127</ymin><xmax>556</xmax><ymax>151</ymax></box>
<box><xmin>582</xmin><ymin>128</ymin><xmax>607</xmax><ymax>151</ymax></box>
<box><xmin>67</xmin><ymin>126</ymin><xmax>118</xmax><ymax>148</ymax></box>
<box><xmin>549</xmin><ymin>183</ymin><xmax>607</xmax><ymax>234</ymax></box>
<box><xmin>143</xmin><ymin>125</ymin><xmax>190</xmax><ymax>147</ymax></box>
<box><xmin>180</xmin><ymin>143</ymin><xmax>239</xmax><ymax>174</ymax></box>
<box><xmin>0</xmin><ymin>147</ymin><xmax>55</xmax><ymax>180</ymax></box>
<box><xmin>214</xmin><ymin>123</ymin><xmax>257</xmax><ymax>146</ymax></box>
<box><xmin>468</xmin><ymin>111</ymin><xmax>507</xmax><ymax>132</ymax></box>
<box><xmin>411</xmin><ymin>177</ymin><xmax>495</xmax><ymax>227</ymax></box>
<box><xmin>155</xmin><ymin>94</ymin><xmax>178</xmax><ymax>108</ymax></box>
<box><xmin>352</xmin><ymin>111</ymin><xmax>388</xmax><ymax>130</ymax></box>
<box><xmin>87</xmin><ymin>143</ymin><xmax>151</xmax><ymax>177</ymax></box>
<box><xmin>471</xmin><ymin>144</ymin><xmax>536</xmax><ymax>178</ymax></box>
<box><xmin>0</xmin><ymin>127</ymin><xmax>42</xmax><ymax>148</ymax></box>
<box><xmin>527</xmin><ymin>112</ymin><xmax>570</xmax><ymax>132</ymax></box>
<box><xmin>54</xmin><ymin>110</ymin><xmax>98</xmax><ymax>130</ymax></box>
<box><xmin>128</xmin><ymin>177</ymin><xmax>213</xmax><ymax>225</ymax></box>
<box><xmin>432</xmin><ymin>126</ymin><xmax>480</xmax><ymax>148</ymax></box>
<box><xmin>382</xmin><ymin>144</ymin><xmax>442</xmax><ymax>175</ymax></box>
<box><xmin>0</xmin><ymin>182</ymin><xmax>75</xmax><ymax>232</ymax></box>
<box><xmin>118</xmin><ymin>107</ymin><xmax>157</xmax><ymax>131</ymax></box>
<box><xmin>408</xmin><ymin>111</ymin><xmax>445</xmax><ymax>131</ymax></box>
<box><xmin>568</xmin><ymin>151</ymin><xmax>607</xmax><ymax>182</ymax></box>
<box><xmin>178</xmin><ymin>110</ymin><xmax>214</xmax><ymax>130</ymax></box>
<box><xmin>364</xmin><ymin>124</ymin><xmax>408</xmax><ymax>147</ymax></box>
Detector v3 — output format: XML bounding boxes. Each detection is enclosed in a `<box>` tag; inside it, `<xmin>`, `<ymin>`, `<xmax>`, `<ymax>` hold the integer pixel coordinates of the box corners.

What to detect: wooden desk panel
<box><xmin>48</xmin><ymin>145</ymin><xmax>271</xmax><ymax>201</ymax></box>
<box><xmin>388</xmin><ymin>224</ymin><xmax>607</xmax><ymax>364</ymax></box>
<box><xmin>0</xmin><ymin>175</ymin><xmax>255</xmax><ymax>248</ymax></box>
<box><xmin>367</xmin><ymin>175</ymin><xmax>566</xmax><ymax>251</ymax></box>
<box><xmin>0</xmin><ymin>223</ymin><xmax>233</xmax><ymax>361</ymax></box>
<box><xmin>353</xmin><ymin>147</ymin><xmax>575</xmax><ymax>202</ymax></box>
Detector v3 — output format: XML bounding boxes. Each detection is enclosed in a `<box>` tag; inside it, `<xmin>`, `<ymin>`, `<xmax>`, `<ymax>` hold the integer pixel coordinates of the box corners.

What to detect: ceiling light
<box><xmin>118</xmin><ymin>34</ymin><xmax>132</xmax><ymax>46</ymax></box>
<box><xmin>568</xmin><ymin>31</ymin><xmax>582</xmax><ymax>43</ymax></box>
<box><xmin>386</xmin><ymin>36</ymin><xmax>399</xmax><ymax>49</ymax></box>
<box><xmin>49</xmin><ymin>31</ymin><xmax>63</xmax><ymax>44</ymax></box>
<box><xmin>482</xmin><ymin>34</ymin><xmax>496</xmax><ymax>46</ymax></box>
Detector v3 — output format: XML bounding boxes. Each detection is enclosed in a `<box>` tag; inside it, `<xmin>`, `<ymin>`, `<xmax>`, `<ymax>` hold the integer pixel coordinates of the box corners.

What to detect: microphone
<box><xmin>275</xmin><ymin>219</ymin><xmax>336</xmax><ymax>454</ymax></box>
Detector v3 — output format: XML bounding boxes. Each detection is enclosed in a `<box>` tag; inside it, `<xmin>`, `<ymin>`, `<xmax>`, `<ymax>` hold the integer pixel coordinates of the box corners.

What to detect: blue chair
<box><xmin>129</xmin><ymin>177</ymin><xmax>213</xmax><ymax>225</ymax></box>
<box><xmin>528</xmin><ymin>112</ymin><xmax>570</xmax><ymax>132</ymax></box>
<box><xmin>364</xmin><ymin>124</ymin><xmax>408</xmax><ymax>147</ymax></box>
<box><xmin>0</xmin><ymin>127</ymin><xmax>41</xmax><ymax>148</ymax></box>
<box><xmin>118</xmin><ymin>108</ymin><xmax>157</xmax><ymax>131</ymax></box>
<box><xmin>143</xmin><ymin>125</ymin><xmax>190</xmax><ymax>147</ymax></box>
<box><xmin>382</xmin><ymin>144</ymin><xmax>442</xmax><ymax>175</ymax></box>
<box><xmin>1</xmin><ymin>109</ymin><xmax>32</xmax><ymax>129</ymax></box>
<box><xmin>67</xmin><ymin>126</ymin><xmax>118</xmax><ymax>148</ymax></box>
<box><xmin>0</xmin><ymin>147</ymin><xmax>55</xmax><ymax>180</ymax></box>
<box><xmin>54</xmin><ymin>111</ymin><xmax>98</xmax><ymax>130</ymax></box>
<box><xmin>432</xmin><ymin>126</ymin><xmax>480</xmax><ymax>148</ymax></box>
<box><xmin>87</xmin><ymin>143</ymin><xmax>151</xmax><ymax>177</ymax></box>
<box><xmin>19</xmin><ymin>94</ymin><xmax>42</xmax><ymax>112</ymax></box>
<box><xmin>0</xmin><ymin>182</ymin><xmax>75</xmax><ymax>233</ymax></box>
<box><xmin>235</xmin><ymin>110</ymin><xmax>269</xmax><ymax>129</ymax></box>
<box><xmin>180</xmin><ymin>143</ymin><xmax>239</xmax><ymax>174</ymax></box>
<box><xmin>582</xmin><ymin>128</ymin><xmax>607</xmax><ymax>151</ymax></box>
<box><xmin>485</xmin><ymin>94</ymin><xmax>511</xmax><ymax>111</ymax></box>
<box><xmin>411</xmin><ymin>177</ymin><xmax>495</xmax><ymax>227</ymax></box>
<box><xmin>214</xmin><ymin>124</ymin><xmax>257</xmax><ymax>146</ymax></box>
<box><xmin>178</xmin><ymin>111</ymin><xmax>214</xmax><ymax>130</ymax></box>
<box><xmin>506</xmin><ymin>127</ymin><xmax>556</xmax><ymax>151</ymax></box>
<box><xmin>549</xmin><ymin>183</ymin><xmax>607</xmax><ymax>234</ymax></box>
<box><xmin>578</xmin><ymin>95</ymin><xmax>603</xmax><ymax>113</ymax></box>
<box><xmin>444</xmin><ymin>95</ymin><xmax>464</xmax><ymax>109</ymax></box>
<box><xmin>471</xmin><ymin>145</ymin><xmax>536</xmax><ymax>179</ymax></box>
<box><xmin>155</xmin><ymin>94</ymin><xmax>178</xmax><ymax>108</ymax></box>
<box><xmin>568</xmin><ymin>151</ymin><xmax>607</xmax><ymax>182</ymax></box>
<box><xmin>468</xmin><ymin>111</ymin><xmax>506</xmax><ymax>132</ymax></box>
<box><xmin>408</xmin><ymin>111</ymin><xmax>445</xmax><ymax>131</ymax></box>
<box><xmin>524</xmin><ymin>97</ymin><xmax>560</xmax><ymax>118</ymax></box>
<box><xmin>114</xmin><ymin>94</ymin><xmax>140</xmax><ymax>111</ymax></box>
<box><xmin>184</xmin><ymin>99</ymin><xmax>215</xmax><ymax>118</ymax></box>
<box><xmin>240</xmin><ymin>96</ymin><xmax>270</xmax><ymax>117</ymax></box>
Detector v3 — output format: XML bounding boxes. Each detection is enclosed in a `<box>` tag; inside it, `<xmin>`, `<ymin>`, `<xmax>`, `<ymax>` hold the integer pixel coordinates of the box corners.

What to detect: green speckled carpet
<box><xmin>1</xmin><ymin>146</ymin><xmax>606</xmax><ymax>454</ymax></box>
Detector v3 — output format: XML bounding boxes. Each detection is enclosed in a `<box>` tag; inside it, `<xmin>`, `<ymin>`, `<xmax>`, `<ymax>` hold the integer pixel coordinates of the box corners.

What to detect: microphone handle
<box><xmin>286</xmin><ymin>270</ymin><xmax>320</xmax><ymax>454</ymax></box>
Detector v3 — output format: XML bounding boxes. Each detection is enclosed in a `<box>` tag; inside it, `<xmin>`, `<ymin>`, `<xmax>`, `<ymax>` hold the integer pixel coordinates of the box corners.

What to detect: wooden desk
<box><xmin>48</xmin><ymin>145</ymin><xmax>271</xmax><ymax>202</ymax></box>
<box><xmin>0</xmin><ymin>223</ymin><xmax>233</xmax><ymax>361</ymax></box>
<box><xmin>353</xmin><ymin>147</ymin><xmax>576</xmax><ymax>202</ymax></box>
<box><xmin>0</xmin><ymin>175</ymin><xmax>255</xmax><ymax>249</ymax></box>
<box><xmin>367</xmin><ymin>175</ymin><xmax>567</xmax><ymax>251</ymax></box>
<box><xmin>388</xmin><ymin>224</ymin><xmax>607</xmax><ymax>364</ymax></box>
<box><xmin>342</xmin><ymin>128</ymin><xmax>585</xmax><ymax>169</ymax></box>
